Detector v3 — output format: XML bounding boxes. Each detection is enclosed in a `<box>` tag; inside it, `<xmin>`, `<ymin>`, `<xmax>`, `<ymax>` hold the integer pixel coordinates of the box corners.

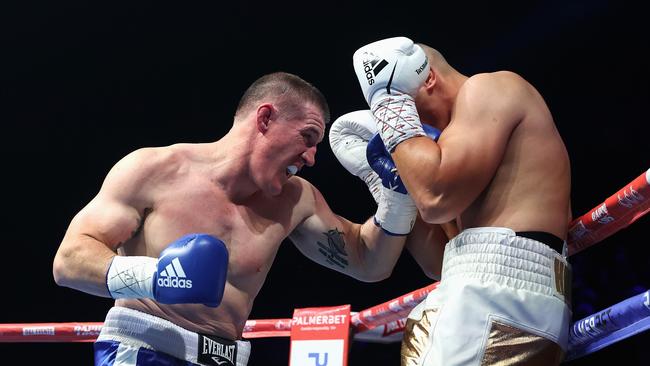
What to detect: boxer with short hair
<box><xmin>350</xmin><ymin>37</ymin><xmax>572</xmax><ymax>365</ymax></box>
<box><xmin>53</xmin><ymin>72</ymin><xmax>414</xmax><ymax>366</ymax></box>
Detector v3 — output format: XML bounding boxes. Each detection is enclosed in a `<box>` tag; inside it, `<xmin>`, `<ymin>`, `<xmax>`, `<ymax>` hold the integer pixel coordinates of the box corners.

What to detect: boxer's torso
<box><xmin>458</xmin><ymin>72</ymin><xmax>571</xmax><ymax>239</ymax></box>
<box><xmin>115</xmin><ymin>143</ymin><xmax>309</xmax><ymax>339</ymax></box>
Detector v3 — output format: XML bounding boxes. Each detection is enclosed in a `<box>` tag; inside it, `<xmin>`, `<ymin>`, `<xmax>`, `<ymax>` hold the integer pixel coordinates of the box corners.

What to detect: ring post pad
<box><xmin>289</xmin><ymin>304</ymin><xmax>351</xmax><ymax>366</ymax></box>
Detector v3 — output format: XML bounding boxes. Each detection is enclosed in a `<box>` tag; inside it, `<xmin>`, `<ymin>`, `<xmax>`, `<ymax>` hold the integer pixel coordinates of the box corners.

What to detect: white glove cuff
<box><xmin>371</xmin><ymin>92</ymin><xmax>425</xmax><ymax>152</ymax></box>
<box><xmin>106</xmin><ymin>255</ymin><xmax>158</xmax><ymax>299</ymax></box>
<box><xmin>374</xmin><ymin>187</ymin><xmax>417</xmax><ymax>235</ymax></box>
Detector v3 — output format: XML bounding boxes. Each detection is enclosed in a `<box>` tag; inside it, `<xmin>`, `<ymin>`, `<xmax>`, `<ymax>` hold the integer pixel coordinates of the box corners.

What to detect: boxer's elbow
<box><xmin>419</xmin><ymin>207</ymin><xmax>457</xmax><ymax>225</ymax></box>
<box><xmin>416</xmin><ymin>194</ymin><xmax>458</xmax><ymax>224</ymax></box>
<box><xmin>53</xmin><ymin>259</ymin><xmax>68</xmax><ymax>288</ymax></box>
<box><xmin>421</xmin><ymin>268</ymin><xmax>441</xmax><ymax>281</ymax></box>
<box><xmin>52</xmin><ymin>240</ymin><xmax>82</xmax><ymax>288</ymax></box>
<box><xmin>356</xmin><ymin>236</ymin><xmax>397</xmax><ymax>282</ymax></box>
<box><xmin>354</xmin><ymin>256</ymin><xmax>394</xmax><ymax>282</ymax></box>
<box><xmin>52</xmin><ymin>247</ymin><xmax>72</xmax><ymax>287</ymax></box>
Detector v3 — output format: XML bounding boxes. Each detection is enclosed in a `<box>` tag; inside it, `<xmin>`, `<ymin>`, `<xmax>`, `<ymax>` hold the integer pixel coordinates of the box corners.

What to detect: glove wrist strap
<box><xmin>375</xmin><ymin>187</ymin><xmax>417</xmax><ymax>235</ymax></box>
<box><xmin>106</xmin><ymin>255</ymin><xmax>158</xmax><ymax>299</ymax></box>
<box><xmin>371</xmin><ymin>92</ymin><xmax>425</xmax><ymax>152</ymax></box>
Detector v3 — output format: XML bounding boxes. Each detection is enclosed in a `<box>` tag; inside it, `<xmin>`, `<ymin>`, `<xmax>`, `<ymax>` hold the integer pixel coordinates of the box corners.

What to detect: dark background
<box><xmin>1</xmin><ymin>0</ymin><xmax>648</xmax><ymax>365</ymax></box>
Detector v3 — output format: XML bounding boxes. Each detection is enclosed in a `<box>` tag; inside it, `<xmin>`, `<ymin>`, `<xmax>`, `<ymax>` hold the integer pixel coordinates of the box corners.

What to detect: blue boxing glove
<box><xmin>366</xmin><ymin>125</ymin><xmax>441</xmax><ymax>235</ymax></box>
<box><xmin>154</xmin><ymin>234</ymin><xmax>228</xmax><ymax>307</ymax></box>
<box><xmin>106</xmin><ymin>233</ymin><xmax>229</xmax><ymax>307</ymax></box>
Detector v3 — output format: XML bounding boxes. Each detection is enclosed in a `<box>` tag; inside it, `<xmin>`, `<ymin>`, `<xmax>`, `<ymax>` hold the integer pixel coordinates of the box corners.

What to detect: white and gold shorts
<box><xmin>402</xmin><ymin>227</ymin><xmax>571</xmax><ymax>366</ymax></box>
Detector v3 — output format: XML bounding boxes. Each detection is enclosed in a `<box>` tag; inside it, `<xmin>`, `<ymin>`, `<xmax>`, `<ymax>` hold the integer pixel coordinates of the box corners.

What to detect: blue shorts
<box><xmin>95</xmin><ymin>340</ymin><xmax>199</xmax><ymax>366</ymax></box>
<box><xmin>95</xmin><ymin>307</ymin><xmax>250</xmax><ymax>366</ymax></box>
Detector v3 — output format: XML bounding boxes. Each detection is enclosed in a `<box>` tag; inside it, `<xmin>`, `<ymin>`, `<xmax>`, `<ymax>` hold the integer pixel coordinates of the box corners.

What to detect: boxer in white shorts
<box><xmin>348</xmin><ymin>37</ymin><xmax>573</xmax><ymax>364</ymax></box>
<box><xmin>402</xmin><ymin>227</ymin><xmax>570</xmax><ymax>365</ymax></box>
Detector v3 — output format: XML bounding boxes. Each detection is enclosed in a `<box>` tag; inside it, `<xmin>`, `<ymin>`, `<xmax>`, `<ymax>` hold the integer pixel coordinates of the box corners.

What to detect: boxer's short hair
<box><xmin>236</xmin><ymin>72</ymin><xmax>330</xmax><ymax>124</ymax></box>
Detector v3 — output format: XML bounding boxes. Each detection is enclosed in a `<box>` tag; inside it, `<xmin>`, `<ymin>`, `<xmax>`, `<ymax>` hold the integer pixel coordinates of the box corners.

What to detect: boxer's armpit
<box><xmin>131</xmin><ymin>207</ymin><xmax>151</xmax><ymax>238</ymax></box>
<box><xmin>116</xmin><ymin>207</ymin><xmax>150</xmax><ymax>248</ymax></box>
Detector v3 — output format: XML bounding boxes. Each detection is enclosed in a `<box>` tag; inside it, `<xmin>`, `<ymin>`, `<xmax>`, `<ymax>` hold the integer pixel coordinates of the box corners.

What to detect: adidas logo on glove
<box><xmin>157</xmin><ymin>257</ymin><xmax>193</xmax><ymax>289</ymax></box>
<box><xmin>362</xmin><ymin>52</ymin><xmax>389</xmax><ymax>86</ymax></box>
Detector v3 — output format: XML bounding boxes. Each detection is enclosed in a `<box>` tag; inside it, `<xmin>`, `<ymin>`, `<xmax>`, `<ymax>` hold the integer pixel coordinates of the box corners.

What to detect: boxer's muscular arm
<box><xmin>405</xmin><ymin>217</ymin><xmax>458</xmax><ymax>280</ymax></box>
<box><xmin>394</xmin><ymin>73</ymin><xmax>523</xmax><ymax>223</ymax></box>
<box><xmin>289</xmin><ymin>179</ymin><xmax>406</xmax><ymax>282</ymax></box>
<box><xmin>53</xmin><ymin>149</ymin><xmax>154</xmax><ymax>297</ymax></box>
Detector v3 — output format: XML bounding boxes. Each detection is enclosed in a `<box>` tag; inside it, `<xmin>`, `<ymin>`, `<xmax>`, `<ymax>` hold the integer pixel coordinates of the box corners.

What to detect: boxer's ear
<box><xmin>256</xmin><ymin>103</ymin><xmax>275</xmax><ymax>133</ymax></box>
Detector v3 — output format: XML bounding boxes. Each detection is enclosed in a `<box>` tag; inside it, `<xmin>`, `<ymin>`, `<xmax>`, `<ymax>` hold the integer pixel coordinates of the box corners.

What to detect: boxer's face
<box><xmin>255</xmin><ymin>102</ymin><xmax>325</xmax><ymax>196</ymax></box>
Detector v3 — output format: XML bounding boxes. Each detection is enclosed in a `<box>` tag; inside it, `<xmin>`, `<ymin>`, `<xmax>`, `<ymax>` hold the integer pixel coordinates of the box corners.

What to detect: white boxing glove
<box><xmin>329</xmin><ymin>110</ymin><xmax>381</xmax><ymax>204</ymax></box>
<box><xmin>353</xmin><ymin>36</ymin><xmax>428</xmax><ymax>152</ymax></box>
<box><xmin>353</xmin><ymin>36</ymin><xmax>429</xmax><ymax>105</ymax></box>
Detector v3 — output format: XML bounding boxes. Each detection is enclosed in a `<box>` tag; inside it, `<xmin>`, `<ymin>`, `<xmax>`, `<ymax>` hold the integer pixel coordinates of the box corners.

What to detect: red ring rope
<box><xmin>1</xmin><ymin>168</ymin><xmax>648</xmax><ymax>346</ymax></box>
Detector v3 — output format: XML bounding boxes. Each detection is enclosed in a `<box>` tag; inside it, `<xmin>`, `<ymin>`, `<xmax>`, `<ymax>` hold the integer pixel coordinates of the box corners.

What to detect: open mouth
<box><xmin>286</xmin><ymin>165</ymin><xmax>298</xmax><ymax>177</ymax></box>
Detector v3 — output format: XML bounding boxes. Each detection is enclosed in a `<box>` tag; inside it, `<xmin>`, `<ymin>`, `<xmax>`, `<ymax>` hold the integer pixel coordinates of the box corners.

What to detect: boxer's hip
<box><xmin>401</xmin><ymin>227</ymin><xmax>571</xmax><ymax>365</ymax></box>
<box><xmin>441</xmin><ymin>226</ymin><xmax>570</xmax><ymax>305</ymax></box>
<box><xmin>96</xmin><ymin>306</ymin><xmax>250</xmax><ymax>366</ymax></box>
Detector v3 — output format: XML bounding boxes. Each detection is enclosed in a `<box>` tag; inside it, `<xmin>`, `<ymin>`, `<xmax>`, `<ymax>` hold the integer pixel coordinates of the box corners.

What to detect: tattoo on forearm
<box><xmin>317</xmin><ymin>228</ymin><xmax>349</xmax><ymax>269</ymax></box>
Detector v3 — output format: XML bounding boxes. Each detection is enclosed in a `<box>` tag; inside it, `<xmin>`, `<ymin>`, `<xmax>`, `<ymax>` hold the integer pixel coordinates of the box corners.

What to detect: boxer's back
<box><xmin>459</xmin><ymin>72</ymin><xmax>571</xmax><ymax>239</ymax></box>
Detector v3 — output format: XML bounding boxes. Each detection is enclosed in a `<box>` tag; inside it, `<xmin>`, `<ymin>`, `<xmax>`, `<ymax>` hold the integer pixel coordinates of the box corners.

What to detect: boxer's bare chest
<box><xmin>126</xmin><ymin>176</ymin><xmax>297</xmax><ymax>281</ymax></box>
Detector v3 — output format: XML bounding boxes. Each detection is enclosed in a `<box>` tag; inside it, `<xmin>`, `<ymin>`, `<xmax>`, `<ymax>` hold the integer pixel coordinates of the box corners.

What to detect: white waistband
<box><xmin>442</xmin><ymin>227</ymin><xmax>570</xmax><ymax>299</ymax></box>
<box><xmin>97</xmin><ymin>306</ymin><xmax>250</xmax><ymax>366</ymax></box>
